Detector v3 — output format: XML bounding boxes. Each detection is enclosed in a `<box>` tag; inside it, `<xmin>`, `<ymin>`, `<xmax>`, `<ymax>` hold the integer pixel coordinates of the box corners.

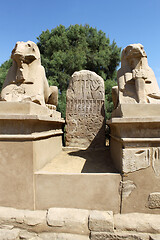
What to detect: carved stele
<box><xmin>66</xmin><ymin>70</ymin><xmax>105</xmax><ymax>148</ymax></box>
<box><xmin>1</xmin><ymin>41</ymin><xmax>58</xmax><ymax>107</ymax></box>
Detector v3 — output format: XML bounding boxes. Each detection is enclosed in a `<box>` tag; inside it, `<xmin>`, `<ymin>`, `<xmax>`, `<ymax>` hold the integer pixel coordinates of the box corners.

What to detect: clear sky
<box><xmin>1</xmin><ymin>0</ymin><xmax>160</xmax><ymax>84</ymax></box>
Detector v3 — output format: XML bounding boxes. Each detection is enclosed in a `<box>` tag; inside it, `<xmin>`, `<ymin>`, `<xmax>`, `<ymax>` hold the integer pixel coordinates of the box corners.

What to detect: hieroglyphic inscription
<box><xmin>67</xmin><ymin>99</ymin><xmax>104</xmax><ymax>116</ymax></box>
<box><xmin>122</xmin><ymin>148</ymin><xmax>150</xmax><ymax>173</ymax></box>
<box><xmin>66</xmin><ymin>70</ymin><xmax>105</xmax><ymax>148</ymax></box>
<box><xmin>152</xmin><ymin>147</ymin><xmax>160</xmax><ymax>176</ymax></box>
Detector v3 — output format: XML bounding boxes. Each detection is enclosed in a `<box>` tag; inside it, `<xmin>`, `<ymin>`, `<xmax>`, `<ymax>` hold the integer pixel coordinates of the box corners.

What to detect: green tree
<box><xmin>37</xmin><ymin>24</ymin><xmax>121</xmax><ymax>118</ymax></box>
<box><xmin>105</xmin><ymin>79</ymin><xmax>117</xmax><ymax>119</ymax></box>
<box><xmin>0</xmin><ymin>59</ymin><xmax>12</xmax><ymax>90</ymax></box>
<box><xmin>0</xmin><ymin>24</ymin><xmax>121</xmax><ymax>119</ymax></box>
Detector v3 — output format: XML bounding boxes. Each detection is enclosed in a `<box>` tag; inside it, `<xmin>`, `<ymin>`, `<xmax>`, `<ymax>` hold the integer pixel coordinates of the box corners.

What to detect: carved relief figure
<box><xmin>1</xmin><ymin>41</ymin><xmax>58</xmax><ymax>106</ymax></box>
<box><xmin>113</xmin><ymin>44</ymin><xmax>160</xmax><ymax>108</ymax></box>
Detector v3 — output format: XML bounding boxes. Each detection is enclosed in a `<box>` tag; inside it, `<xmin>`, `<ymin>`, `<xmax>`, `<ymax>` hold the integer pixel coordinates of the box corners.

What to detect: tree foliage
<box><xmin>0</xmin><ymin>24</ymin><xmax>121</xmax><ymax>119</ymax></box>
<box><xmin>37</xmin><ymin>24</ymin><xmax>121</xmax><ymax>118</ymax></box>
<box><xmin>0</xmin><ymin>59</ymin><xmax>12</xmax><ymax>90</ymax></box>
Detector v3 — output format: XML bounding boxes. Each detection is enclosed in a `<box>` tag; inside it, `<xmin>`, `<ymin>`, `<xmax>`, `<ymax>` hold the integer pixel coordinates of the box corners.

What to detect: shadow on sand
<box><xmin>68</xmin><ymin>122</ymin><xmax>118</xmax><ymax>173</ymax></box>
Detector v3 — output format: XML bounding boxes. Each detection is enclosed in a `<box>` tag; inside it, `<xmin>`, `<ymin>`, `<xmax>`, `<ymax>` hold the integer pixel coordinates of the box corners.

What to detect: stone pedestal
<box><xmin>107</xmin><ymin>104</ymin><xmax>160</xmax><ymax>213</ymax></box>
<box><xmin>107</xmin><ymin>104</ymin><xmax>160</xmax><ymax>174</ymax></box>
<box><xmin>0</xmin><ymin>102</ymin><xmax>64</xmax><ymax>210</ymax></box>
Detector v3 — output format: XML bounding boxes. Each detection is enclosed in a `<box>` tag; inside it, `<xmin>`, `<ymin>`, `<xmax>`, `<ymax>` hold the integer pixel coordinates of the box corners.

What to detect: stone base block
<box><xmin>0</xmin><ymin>141</ymin><xmax>34</xmax><ymax>209</ymax></box>
<box><xmin>90</xmin><ymin>231</ymin><xmax>149</xmax><ymax>240</ymax></box>
<box><xmin>112</xmin><ymin>104</ymin><xmax>160</xmax><ymax>118</ymax></box>
<box><xmin>114</xmin><ymin>212</ymin><xmax>160</xmax><ymax>233</ymax></box>
<box><xmin>107</xmin><ymin>115</ymin><xmax>160</xmax><ymax>174</ymax></box>
<box><xmin>121</xmin><ymin>167</ymin><xmax>160</xmax><ymax>214</ymax></box>
<box><xmin>0</xmin><ymin>102</ymin><xmax>64</xmax><ymax>210</ymax></box>
<box><xmin>88</xmin><ymin>210</ymin><xmax>114</xmax><ymax>232</ymax></box>
<box><xmin>47</xmin><ymin>208</ymin><xmax>89</xmax><ymax>235</ymax></box>
<box><xmin>0</xmin><ymin>135</ymin><xmax>63</xmax><ymax>210</ymax></box>
<box><xmin>35</xmin><ymin>172</ymin><xmax>121</xmax><ymax>212</ymax></box>
<box><xmin>107</xmin><ymin>104</ymin><xmax>160</xmax><ymax>214</ymax></box>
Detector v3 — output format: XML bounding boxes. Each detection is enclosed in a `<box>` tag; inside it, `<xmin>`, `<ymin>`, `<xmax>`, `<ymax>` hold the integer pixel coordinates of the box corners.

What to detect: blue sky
<box><xmin>1</xmin><ymin>0</ymin><xmax>160</xmax><ymax>84</ymax></box>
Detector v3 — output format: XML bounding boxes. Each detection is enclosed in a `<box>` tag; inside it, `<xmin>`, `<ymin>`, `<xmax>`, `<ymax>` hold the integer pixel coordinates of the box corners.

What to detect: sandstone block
<box><xmin>19</xmin><ymin>230</ymin><xmax>38</xmax><ymax>239</ymax></box>
<box><xmin>0</xmin><ymin>225</ymin><xmax>14</xmax><ymax>230</ymax></box>
<box><xmin>91</xmin><ymin>232</ymin><xmax>149</xmax><ymax>240</ymax></box>
<box><xmin>0</xmin><ymin>207</ymin><xmax>24</xmax><ymax>224</ymax></box>
<box><xmin>152</xmin><ymin>148</ymin><xmax>160</xmax><ymax>177</ymax></box>
<box><xmin>0</xmin><ymin>228</ymin><xmax>20</xmax><ymax>240</ymax></box>
<box><xmin>148</xmin><ymin>193</ymin><xmax>160</xmax><ymax>209</ymax></box>
<box><xmin>89</xmin><ymin>210</ymin><xmax>114</xmax><ymax>232</ymax></box>
<box><xmin>39</xmin><ymin>232</ymin><xmax>90</xmax><ymax>240</ymax></box>
<box><xmin>114</xmin><ymin>213</ymin><xmax>160</xmax><ymax>233</ymax></box>
<box><xmin>0</xmin><ymin>207</ymin><xmax>48</xmax><ymax>233</ymax></box>
<box><xmin>122</xmin><ymin>148</ymin><xmax>150</xmax><ymax>173</ymax></box>
<box><xmin>149</xmin><ymin>234</ymin><xmax>160</xmax><ymax>240</ymax></box>
<box><xmin>23</xmin><ymin>210</ymin><xmax>46</xmax><ymax>226</ymax></box>
<box><xmin>120</xmin><ymin>180</ymin><xmax>136</xmax><ymax>198</ymax></box>
<box><xmin>28</xmin><ymin>237</ymin><xmax>42</xmax><ymax>240</ymax></box>
<box><xmin>47</xmin><ymin>208</ymin><xmax>89</xmax><ymax>235</ymax></box>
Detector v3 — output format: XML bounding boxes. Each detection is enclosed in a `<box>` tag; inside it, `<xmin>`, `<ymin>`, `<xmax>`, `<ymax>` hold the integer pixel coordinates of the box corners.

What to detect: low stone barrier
<box><xmin>0</xmin><ymin>206</ymin><xmax>160</xmax><ymax>240</ymax></box>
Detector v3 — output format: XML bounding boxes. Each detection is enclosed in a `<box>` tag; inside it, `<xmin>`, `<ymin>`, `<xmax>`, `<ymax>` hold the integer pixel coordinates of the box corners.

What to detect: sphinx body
<box><xmin>1</xmin><ymin>41</ymin><xmax>58</xmax><ymax>106</ymax></box>
<box><xmin>113</xmin><ymin>44</ymin><xmax>160</xmax><ymax>108</ymax></box>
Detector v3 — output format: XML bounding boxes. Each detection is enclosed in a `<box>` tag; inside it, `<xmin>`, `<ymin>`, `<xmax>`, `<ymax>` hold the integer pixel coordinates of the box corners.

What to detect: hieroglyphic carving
<box><xmin>122</xmin><ymin>148</ymin><xmax>150</xmax><ymax>173</ymax></box>
<box><xmin>66</xmin><ymin>70</ymin><xmax>105</xmax><ymax>148</ymax></box>
<box><xmin>152</xmin><ymin>147</ymin><xmax>160</xmax><ymax>177</ymax></box>
<box><xmin>148</xmin><ymin>192</ymin><xmax>160</xmax><ymax>209</ymax></box>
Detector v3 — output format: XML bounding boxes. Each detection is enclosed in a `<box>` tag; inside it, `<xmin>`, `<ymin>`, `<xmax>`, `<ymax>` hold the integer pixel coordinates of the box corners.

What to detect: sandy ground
<box><xmin>41</xmin><ymin>147</ymin><xmax>117</xmax><ymax>173</ymax></box>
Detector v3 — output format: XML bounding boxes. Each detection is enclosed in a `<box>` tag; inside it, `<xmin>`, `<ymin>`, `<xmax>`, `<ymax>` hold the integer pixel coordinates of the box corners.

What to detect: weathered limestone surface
<box><xmin>39</xmin><ymin>233</ymin><xmax>90</xmax><ymax>240</ymax></box>
<box><xmin>0</xmin><ymin>228</ymin><xmax>20</xmax><ymax>240</ymax></box>
<box><xmin>0</xmin><ymin>207</ymin><xmax>160</xmax><ymax>240</ymax></box>
<box><xmin>114</xmin><ymin>213</ymin><xmax>160</xmax><ymax>233</ymax></box>
<box><xmin>0</xmin><ymin>207</ymin><xmax>48</xmax><ymax>233</ymax></box>
<box><xmin>1</xmin><ymin>41</ymin><xmax>58</xmax><ymax>107</ymax></box>
<box><xmin>148</xmin><ymin>193</ymin><xmax>160</xmax><ymax>209</ymax></box>
<box><xmin>66</xmin><ymin>70</ymin><xmax>105</xmax><ymax>148</ymax></box>
<box><xmin>91</xmin><ymin>232</ymin><xmax>150</xmax><ymax>240</ymax></box>
<box><xmin>121</xmin><ymin>167</ymin><xmax>160</xmax><ymax>214</ymax></box>
<box><xmin>91</xmin><ymin>231</ymin><xmax>149</xmax><ymax>240</ymax></box>
<box><xmin>0</xmin><ymin>104</ymin><xmax>64</xmax><ymax>210</ymax></box>
<box><xmin>35</xmin><ymin>172</ymin><xmax>120</xmax><ymax>212</ymax></box>
<box><xmin>119</xmin><ymin>180</ymin><xmax>136</xmax><ymax>198</ymax></box>
<box><xmin>149</xmin><ymin>235</ymin><xmax>160</xmax><ymax>240</ymax></box>
<box><xmin>47</xmin><ymin>208</ymin><xmax>89</xmax><ymax>235</ymax></box>
<box><xmin>89</xmin><ymin>210</ymin><xmax>114</xmax><ymax>232</ymax></box>
<box><xmin>19</xmin><ymin>230</ymin><xmax>38</xmax><ymax>239</ymax></box>
<box><xmin>108</xmin><ymin>116</ymin><xmax>160</xmax><ymax>175</ymax></box>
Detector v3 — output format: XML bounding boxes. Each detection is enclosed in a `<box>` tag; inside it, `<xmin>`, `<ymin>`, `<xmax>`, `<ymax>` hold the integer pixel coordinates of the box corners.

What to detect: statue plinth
<box><xmin>0</xmin><ymin>102</ymin><xmax>64</xmax><ymax>209</ymax></box>
<box><xmin>107</xmin><ymin>103</ymin><xmax>160</xmax><ymax>214</ymax></box>
<box><xmin>107</xmin><ymin>104</ymin><xmax>160</xmax><ymax>173</ymax></box>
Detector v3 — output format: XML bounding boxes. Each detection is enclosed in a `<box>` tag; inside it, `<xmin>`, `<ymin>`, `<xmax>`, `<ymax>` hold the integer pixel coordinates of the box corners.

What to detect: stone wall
<box><xmin>0</xmin><ymin>206</ymin><xmax>160</xmax><ymax>240</ymax></box>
